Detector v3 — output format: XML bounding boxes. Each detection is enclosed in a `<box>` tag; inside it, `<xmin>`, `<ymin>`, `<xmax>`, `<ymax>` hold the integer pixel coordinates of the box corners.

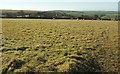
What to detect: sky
<box><xmin>0</xmin><ymin>0</ymin><xmax>119</xmax><ymax>11</ymax></box>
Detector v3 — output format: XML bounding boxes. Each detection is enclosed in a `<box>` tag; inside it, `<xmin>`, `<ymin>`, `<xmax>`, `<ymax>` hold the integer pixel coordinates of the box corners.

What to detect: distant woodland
<box><xmin>0</xmin><ymin>10</ymin><xmax>118</xmax><ymax>20</ymax></box>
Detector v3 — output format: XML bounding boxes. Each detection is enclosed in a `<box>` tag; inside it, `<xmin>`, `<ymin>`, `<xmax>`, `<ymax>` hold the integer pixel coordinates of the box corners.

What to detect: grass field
<box><xmin>1</xmin><ymin>19</ymin><xmax>119</xmax><ymax>73</ymax></box>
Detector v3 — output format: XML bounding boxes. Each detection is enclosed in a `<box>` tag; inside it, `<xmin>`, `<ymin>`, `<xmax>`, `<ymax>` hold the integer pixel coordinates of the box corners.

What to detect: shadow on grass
<box><xmin>69</xmin><ymin>56</ymin><xmax>102</xmax><ymax>72</ymax></box>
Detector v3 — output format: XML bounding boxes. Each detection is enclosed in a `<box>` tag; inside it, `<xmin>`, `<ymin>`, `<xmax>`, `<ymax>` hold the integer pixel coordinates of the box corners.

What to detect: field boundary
<box><xmin>118</xmin><ymin>1</ymin><xmax>120</xmax><ymax>73</ymax></box>
<box><xmin>0</xmin><ymin>10</ymin><xmax>2</xmax><ymax>74</ymax></box>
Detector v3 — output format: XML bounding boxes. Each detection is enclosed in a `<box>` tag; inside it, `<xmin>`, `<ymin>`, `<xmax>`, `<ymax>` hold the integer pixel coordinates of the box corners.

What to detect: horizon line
<box><xmin>0</xmin><ymin>9</ymin><xmax>118</xmax><ymax>12</ymax></box>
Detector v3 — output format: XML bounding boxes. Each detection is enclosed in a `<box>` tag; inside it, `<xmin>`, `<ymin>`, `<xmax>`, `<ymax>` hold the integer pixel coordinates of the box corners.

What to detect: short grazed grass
<box><xmin>1</xmin><ymin>19</ymin><xmax>119</xmax><ymax>73</ymax></box>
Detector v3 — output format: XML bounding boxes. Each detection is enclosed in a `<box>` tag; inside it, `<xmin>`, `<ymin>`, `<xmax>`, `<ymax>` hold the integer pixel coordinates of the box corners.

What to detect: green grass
<box><xmin>1</xmin><ymin>19</ymin><xmax>119</xmax><ymax>73</ymax></box>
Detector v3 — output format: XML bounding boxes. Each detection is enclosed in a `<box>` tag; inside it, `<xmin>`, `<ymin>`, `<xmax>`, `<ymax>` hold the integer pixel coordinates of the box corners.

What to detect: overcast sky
<box><xmin>0</xmin><ymin>0</ymin><xmax>119</xmax><ymax>11</ymax></box>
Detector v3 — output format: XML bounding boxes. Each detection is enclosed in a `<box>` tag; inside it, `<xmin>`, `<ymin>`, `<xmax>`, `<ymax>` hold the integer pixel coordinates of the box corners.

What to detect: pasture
<box><xmin>1</xmin><ymin>19</ymin><xmax>119</xmax><ymax>73</ymax></box>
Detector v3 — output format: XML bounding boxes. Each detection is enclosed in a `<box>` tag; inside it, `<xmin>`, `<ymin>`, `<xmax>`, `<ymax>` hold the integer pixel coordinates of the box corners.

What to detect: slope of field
<box><xmin>1</xmin><ymin>19</ymin><xmax>119</xmax><ymax>73</ymax></box>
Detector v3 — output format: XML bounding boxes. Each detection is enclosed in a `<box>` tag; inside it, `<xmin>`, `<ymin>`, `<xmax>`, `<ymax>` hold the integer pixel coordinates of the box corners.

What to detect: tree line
<box><xmin>1</xmin><ymin>10</ymin><xmax>118</xmax><ymax>20</ymax></box>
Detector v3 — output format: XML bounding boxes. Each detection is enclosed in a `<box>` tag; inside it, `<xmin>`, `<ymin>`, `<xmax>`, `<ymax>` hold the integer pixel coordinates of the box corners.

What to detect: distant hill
<box><xmin>0</xmin><ymin>10</ymin><xmax>118</xmax><ymax>20</ymax></box>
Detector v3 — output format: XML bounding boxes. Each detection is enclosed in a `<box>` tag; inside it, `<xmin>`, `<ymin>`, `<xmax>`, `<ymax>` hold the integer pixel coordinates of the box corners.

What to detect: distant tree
<box><xmin>37</xmin><ymin>12</ymin><xmax>41</xmax><ymax>16</ymax></box>
<box><xmin>81</xmin><ymin>15</ymin><xmax>84</xmax><ymax>19</ymax></box>
<box><xmin>5</xmin><ymin>12</ymin><xmax>17</xmax><ymax>18</ymax></box>
<box><xmin>17</xmin><ymin>10</ymin><xmax>25</xmax><ymax>17</ymax></box>
<box><xmin>94</xmin><ymin>15</ymin><xmax>99</xmax><ymax>20</ymax></box>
